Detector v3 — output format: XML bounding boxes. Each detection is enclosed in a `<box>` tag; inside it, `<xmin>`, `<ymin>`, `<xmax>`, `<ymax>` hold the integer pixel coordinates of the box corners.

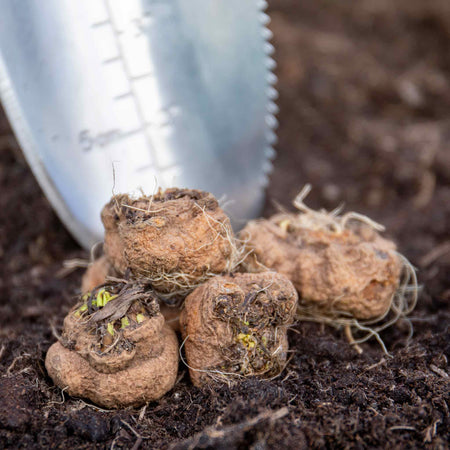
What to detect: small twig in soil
<box><xmin>130</xmin><ymin>437</ymin><xmax>143</xmax><ymax>450</ymax></box>
<box><xmin>424</xmin><ymin>419</ymin><xmax>441</xmax><ymax>444</ymax></box>
<box><xmin>429</xmin><ymin>364</ymin><xmax>448</xmax><ymax>378</ymax></box>
<box><xmin>359</xmin><ymin>358</ymin><xmax>386</xmax><ymax>375</ymax></box>
<box><xmin>6</xmin><ymin>353</ymin><xmax>31</xmax><ymax>375</ymax></box>
<box><xmin>419</xmin><ymin>241</ymin><xmax>450</xmax><ymax>267</ymax></box>
<box><xmin>120</xmin><ymin>420</ymin><xmax>151</xmax><ymax>446</ymax></box>
<box><xmin>77</xmin><ymin>399</ymin><xmax>114</xmax><ymax>413</ymax></box>
<box><xmin>168</xmin><ymin>407</ymin><xmax>288</xmax><ymax>450</ymax></box>
<box><xmin>413</xmin><ymin>170</ymin><xmax>435</xmax><ymax>209</ymax></box>
<box><xmin>138</xmin><ymin>403</ymin><xmax>148</xmax><ymax>422</ymax></box>
<box><xmin>389</xmin><ymin>425</ymin><xmax>416</xmax><ymax>432</ymax></box>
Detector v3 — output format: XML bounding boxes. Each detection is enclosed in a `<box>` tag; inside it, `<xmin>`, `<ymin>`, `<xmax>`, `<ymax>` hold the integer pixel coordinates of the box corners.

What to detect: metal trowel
<box><xmin>0</xmin><ymin>0</ymin><xmax>278</xmax><ymax>249</ymax></box>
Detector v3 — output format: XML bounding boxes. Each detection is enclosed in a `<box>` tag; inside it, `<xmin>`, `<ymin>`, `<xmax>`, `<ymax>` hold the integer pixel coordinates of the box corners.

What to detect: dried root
<box><xmin>45</xmin><ymin>281</ymin><xmax>179</xmax><ymax>408</ymax></box>
<box><xmin>101</xmin><ymin>188</ymin><xmax>242</xmax><ymax>300</ymax></box>
<box><xmin>240</xmin><ymin>185</ymin><xmax>418</xmax><ymax>353</ymax></box>
<box><xmin>180</xmin><ymin>272</ymin><xmax>298</xmax><ymax>386</ymax></box>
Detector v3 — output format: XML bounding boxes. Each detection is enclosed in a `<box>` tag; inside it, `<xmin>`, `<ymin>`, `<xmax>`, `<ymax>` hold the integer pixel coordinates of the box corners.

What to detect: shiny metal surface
<box><xmin>0</xmin><ymin>0</ymin><xmax>277</xmax><ymax>249</ymax></box>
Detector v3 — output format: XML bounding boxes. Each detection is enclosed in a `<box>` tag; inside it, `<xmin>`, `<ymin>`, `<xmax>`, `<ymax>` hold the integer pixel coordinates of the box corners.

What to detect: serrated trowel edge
<box><xmin>259</xmin><ymin>0</ymin><xmax>278</xmax><ymax>189</ymax></box>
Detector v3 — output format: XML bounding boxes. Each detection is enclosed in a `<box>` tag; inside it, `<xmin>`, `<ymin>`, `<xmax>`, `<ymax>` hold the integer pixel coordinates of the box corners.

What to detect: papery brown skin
<box><xmin>45</xmin><ymin>309</ymin><xmax>179</xmax><ymax>408</ymax></box>
<box><xmin>101</xmin><ymin>188</ymin><xmax>236</xmax><ymax>294</ymax></box>
<box><xmin>180</xmin><ymin>272</ymin><xmax>298</xmax><ymax>387</ymax></box>
<box><xmin>240</xmin><ymin>214</ymin><xmax>402</xmax><ymax>320</ymax></box>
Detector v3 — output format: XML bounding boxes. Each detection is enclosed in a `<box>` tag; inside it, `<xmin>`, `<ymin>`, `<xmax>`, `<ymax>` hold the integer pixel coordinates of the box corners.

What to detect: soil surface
<box><xmin>1</xmin><ymin>0</ymin><xmax>449</xmax><ymax>448</ymax></box>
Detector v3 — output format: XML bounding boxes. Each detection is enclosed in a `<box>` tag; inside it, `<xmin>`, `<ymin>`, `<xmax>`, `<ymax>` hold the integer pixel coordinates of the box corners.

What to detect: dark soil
<box><xmin>1</xmin><ymin>0</ymin><xmax>449</xmax><ymax>448</ymax></box>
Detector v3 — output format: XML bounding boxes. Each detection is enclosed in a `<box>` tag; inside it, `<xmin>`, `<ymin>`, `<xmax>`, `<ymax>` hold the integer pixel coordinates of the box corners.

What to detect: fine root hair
<box><xmin>179</xmin><ymin>335</ymin><xmax>244</xmax><ymax>387</ymax></box>
<box><xmin>290</xmin><ymin>184</ymin><xmax>385</xmax><ymax>234</ymax></box>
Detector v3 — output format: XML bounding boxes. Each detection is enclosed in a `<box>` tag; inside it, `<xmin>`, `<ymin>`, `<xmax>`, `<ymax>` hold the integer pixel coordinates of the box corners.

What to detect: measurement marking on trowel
<box><xmin>113</xmin><ymin>92</ymin><xmax>132</xmax><ymax>101</ymax></box>
<box><xmin>146</xmin><ymin>121</ymin><xmax>170</xmax><ymax>129</ymax></box>
<box><xmin>121</xmin><ymin>127</ymin><xmax>145</xmax><ymax>139</ymax></box>
<box><xmin>89</xmin><ymin>1</ymin><xmax>182</xmax><ymax>171</ymax></box>
<box><xmin>102</xmin><ymin>56</ymin><xmax>121</xmax><ymax>65</ymax></box>
<box><xmin>91</xmin><ymin>20</ymin><xmax>111</xmax><ymax>28</ymax></box>
<box><xmin>78</xmin><ymin>126</ymin><xmax>146</xmax><ymax>152</ymax></box>
<box><xmin>102</xmin><ymin>0</ymin><xmax>160</xmax><ymax>170</ymax></box>
<box><xmin>130</xmin><ymin>72</ymin><xmax>154</xmax><ymax>81</ymax></box>
<box><xmin>132</xmin><ymin>15</ymin><xmax>154</xmax><ymax>37</ymax></box>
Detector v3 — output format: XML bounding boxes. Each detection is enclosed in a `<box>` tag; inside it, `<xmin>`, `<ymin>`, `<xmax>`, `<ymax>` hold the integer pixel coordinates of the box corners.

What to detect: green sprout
<box><xmin>121</xmin><ymin>316</ymin><xmax>130</xmax><ymax>328</ymax></box>
<box><xmin>136</xmin><ymin>313</ymin><xmax>146</xmax><ymax>324</ymax></box>
<box><xmin>74</xmin><ymin>302</ymin><xmax>88</xmax><ymax>317</ymax></box>
<box><xmin>107</xmin><ymin>322</ymin><xmax>115</xmax><ymax>336</ymax></box>
<box><xmin>236</xmin><ymin>333</ymin><xmax>256</xmax><ymax>349</ymax></box>
<box><xmin>96</xmin><ymin>289</ymin><xmax>116</xmax><ymax>308</ymax></box>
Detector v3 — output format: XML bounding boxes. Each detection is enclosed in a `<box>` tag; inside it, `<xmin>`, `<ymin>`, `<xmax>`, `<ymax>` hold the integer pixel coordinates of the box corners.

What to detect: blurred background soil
<box><xmin>0</xmin><ymin>0</ymin><xmax>449</xmax><ymax>448</ymax></box>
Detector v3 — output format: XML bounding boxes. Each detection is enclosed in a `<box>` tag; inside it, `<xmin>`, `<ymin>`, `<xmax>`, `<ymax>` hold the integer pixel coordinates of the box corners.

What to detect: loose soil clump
<box><xmin>180</xmin><ymin>272</ymin><xmax>298</xmax><ymax>386</ymax></box>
